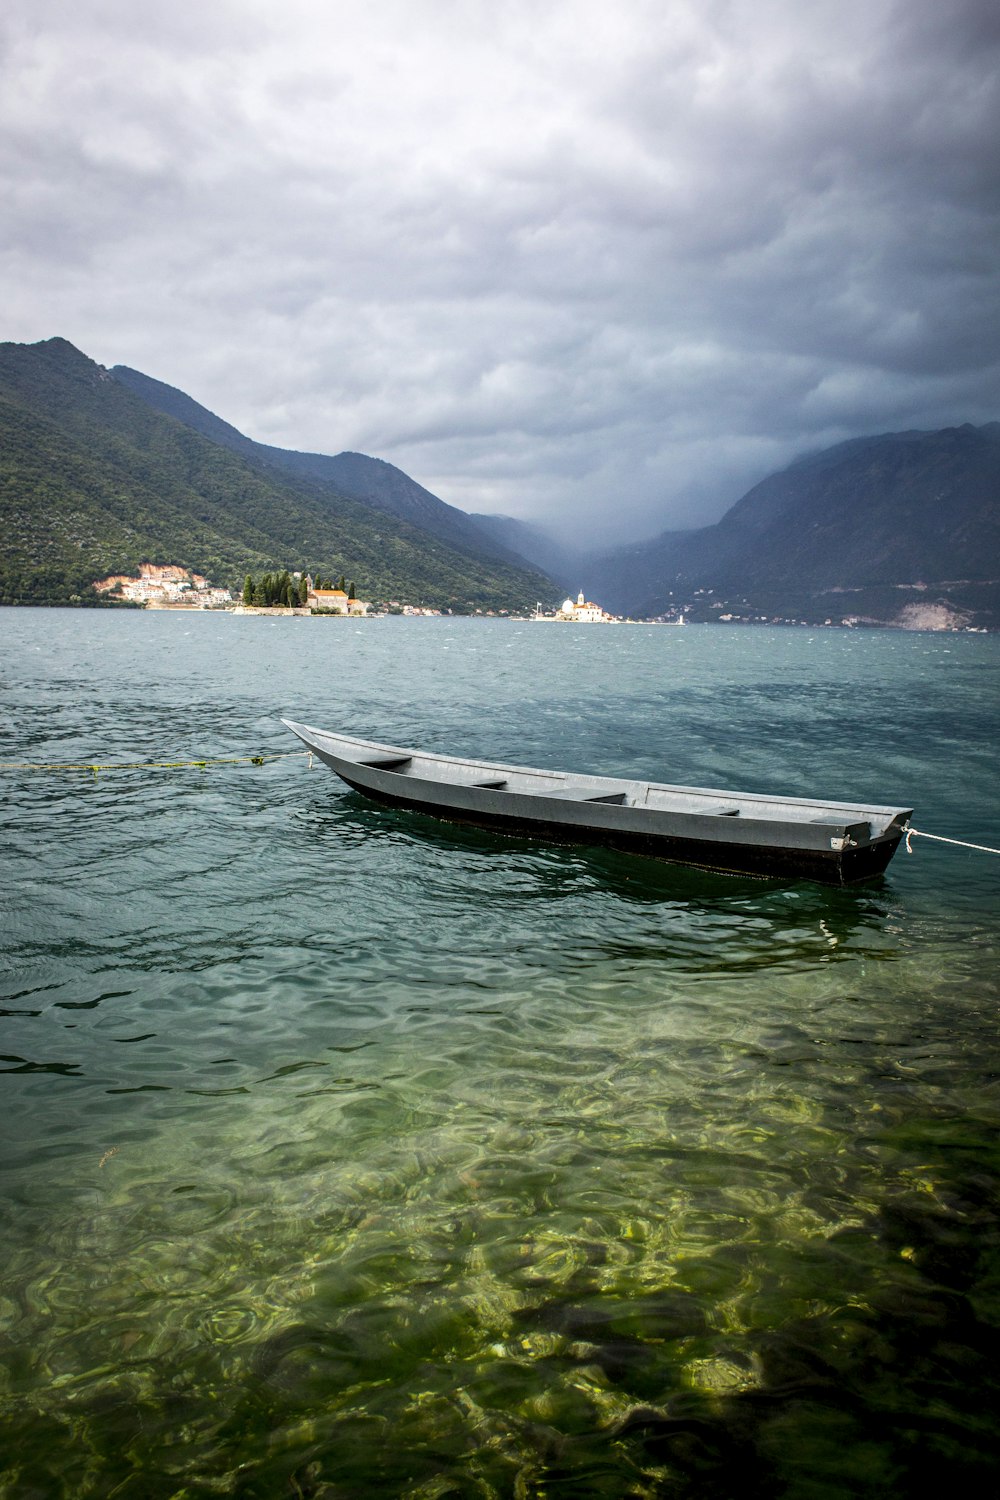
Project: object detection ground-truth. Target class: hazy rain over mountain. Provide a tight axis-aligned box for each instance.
[2,0,998,546]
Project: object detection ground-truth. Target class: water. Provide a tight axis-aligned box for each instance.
[1,610,998,1497]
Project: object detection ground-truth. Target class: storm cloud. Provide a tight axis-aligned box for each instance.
[3,0,998,544]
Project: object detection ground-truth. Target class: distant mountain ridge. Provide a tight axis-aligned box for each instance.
[586,423,1000,627]
[467,513,583,587]
[4,336,996,626]
[111,365,533,571]
[0,338,554,609]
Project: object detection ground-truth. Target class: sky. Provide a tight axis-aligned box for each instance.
[2,0,999,546]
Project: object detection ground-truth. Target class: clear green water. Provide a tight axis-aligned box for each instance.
[1,611,998,1497]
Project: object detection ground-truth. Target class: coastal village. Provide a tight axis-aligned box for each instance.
[90,567,981,631]
[91,564,446,616]
[92,565,630,620]
[93,564,233,608]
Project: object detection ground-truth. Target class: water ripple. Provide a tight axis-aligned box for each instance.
[0,613,997,1494]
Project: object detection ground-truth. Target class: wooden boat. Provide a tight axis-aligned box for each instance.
[282,721,912,885]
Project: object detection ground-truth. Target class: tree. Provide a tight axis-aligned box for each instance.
[348,581,356,599]
[243,574,254,605]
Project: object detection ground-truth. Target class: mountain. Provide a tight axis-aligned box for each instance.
[111,364,534,571]
[467,513,583,588]
[7,337,995,625]
[586,424,1000,627]
[0,338,554,610]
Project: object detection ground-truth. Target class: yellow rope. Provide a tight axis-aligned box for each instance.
[0,751,310,774]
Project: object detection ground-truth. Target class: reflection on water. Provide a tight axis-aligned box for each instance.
[0,613,998,1495]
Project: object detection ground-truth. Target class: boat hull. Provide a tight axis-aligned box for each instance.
[336,772,901,884]
[284,723,911,886]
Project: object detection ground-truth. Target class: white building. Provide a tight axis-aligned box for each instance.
[93,565,232,608]
[555,590,616,623]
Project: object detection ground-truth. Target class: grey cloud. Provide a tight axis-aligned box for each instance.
[2,0,998,547]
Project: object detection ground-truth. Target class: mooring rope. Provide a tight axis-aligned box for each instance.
[0,750,311,777]
[906,828,1000,857]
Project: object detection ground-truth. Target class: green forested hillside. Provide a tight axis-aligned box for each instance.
[112,363,537,570]
[0,338,552,610]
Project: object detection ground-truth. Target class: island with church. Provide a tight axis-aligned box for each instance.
[535,590,619,623]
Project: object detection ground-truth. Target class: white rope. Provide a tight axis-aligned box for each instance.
[906,828,1000,856]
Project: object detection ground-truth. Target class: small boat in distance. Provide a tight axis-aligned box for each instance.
[282,722,913,885]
